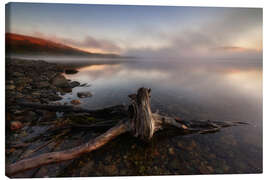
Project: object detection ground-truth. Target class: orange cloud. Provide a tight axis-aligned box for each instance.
[212,46,261,52]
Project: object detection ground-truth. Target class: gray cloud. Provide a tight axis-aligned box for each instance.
[124,8,262,60]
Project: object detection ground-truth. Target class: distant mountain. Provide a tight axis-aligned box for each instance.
[5,33,120,58]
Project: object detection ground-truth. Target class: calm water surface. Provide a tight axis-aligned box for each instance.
[60,59,262,175]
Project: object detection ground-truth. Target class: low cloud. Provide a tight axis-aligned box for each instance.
[124,8,262,60]
[32,32,121,53]
[60,36,121,53]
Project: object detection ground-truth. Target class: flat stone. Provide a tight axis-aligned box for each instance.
[51,75,70,88]
[77,91,93,98]
[70,81,80,88]
[70,99,81,105]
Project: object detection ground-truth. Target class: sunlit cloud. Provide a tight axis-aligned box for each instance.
[32,31,121,54]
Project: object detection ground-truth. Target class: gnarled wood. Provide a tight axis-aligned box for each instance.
[128,88,155,140]
[6,122,128,176]
[7,87,248,176]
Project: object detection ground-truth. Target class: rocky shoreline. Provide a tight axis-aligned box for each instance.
[6,58,80,131]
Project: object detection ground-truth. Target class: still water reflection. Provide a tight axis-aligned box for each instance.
[62,60,262,175]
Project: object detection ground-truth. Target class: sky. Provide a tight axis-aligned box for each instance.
[6,3,262,60]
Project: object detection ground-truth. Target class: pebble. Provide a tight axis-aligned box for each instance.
[169,147,175,155]
[71,99,81,105]
[10,121,23,131]
[77,91,93,98]
[6,85,16,90]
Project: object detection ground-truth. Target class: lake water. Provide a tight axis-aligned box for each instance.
[56,58,262,175]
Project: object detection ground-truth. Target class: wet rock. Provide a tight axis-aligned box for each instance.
[6,112,13,121]
[10,121,23,131]
[80,161,94,176]
[60,87,72,93]
[169,147,175,155]
[169,159,180,170]
[41,110,56,121]
[70,99,81,105]
[65,69,78,74]
[24,111,38,122]
[12,72,24,77]
[38,81,50,88]
[70,81,80,88]
[48,94,62,101]
[51,75,70,88]
[7,80,14,84]
[6,85,16,90]
[77,91,92,98]
[32,92,41,97]
[79,83,87,87]
[186,140,197,151]
[104,164,118,175]
[199,165,214,174]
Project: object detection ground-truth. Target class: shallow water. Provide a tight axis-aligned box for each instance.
[59,59,262,175]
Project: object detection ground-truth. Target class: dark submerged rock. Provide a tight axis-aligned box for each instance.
[77,91,93,98]
[69,81,80,88]
[65,69,78,74]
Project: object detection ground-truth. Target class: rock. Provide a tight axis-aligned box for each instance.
[169,147,175,155]
[169,159,180,170]
[65,69,78,74]
[41,110,56,121]
[6,113,13,121]
[79,83,88,87]
[70,99,81,105]
[13,111,38,123]
[80,161,94,176]
[38,81,50,88]
[199,165,214,174]
[24,111,38,122]
[104,164,118,175]
[70,81,80,88]
[51,75,70,88]
[6,85,16,90]
[48,94,62,101]
[77,91,92,98]
[61,87,72,93]
[12,72,24,77]
[181,124,188,129]
[32,92,41,98]
[10,121,23,131]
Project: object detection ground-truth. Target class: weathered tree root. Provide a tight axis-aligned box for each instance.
[6,87,248,176]
[6,122,128,176]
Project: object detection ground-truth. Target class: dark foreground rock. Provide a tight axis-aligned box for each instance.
[70,81,80,88]
[5,58,72,131]
[77,91,93,98]
[65,68,78,74]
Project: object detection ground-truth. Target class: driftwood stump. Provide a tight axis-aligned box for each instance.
[6,87,247,176]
